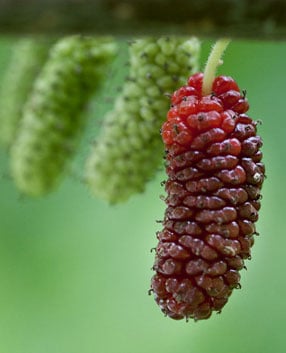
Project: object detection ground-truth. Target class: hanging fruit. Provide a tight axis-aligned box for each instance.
[150,39,265,321]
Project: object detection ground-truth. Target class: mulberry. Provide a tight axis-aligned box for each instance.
[151,71,265,321]
[0,38,50,148]
[85,37,200,203]
[10,35,116,196]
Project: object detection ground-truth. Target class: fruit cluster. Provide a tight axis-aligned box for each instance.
[151,73,265,321]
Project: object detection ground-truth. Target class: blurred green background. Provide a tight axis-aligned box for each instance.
[0,37,284,353]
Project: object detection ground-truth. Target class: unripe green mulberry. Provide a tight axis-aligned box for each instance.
[0,38,50,148]
[85,37,200,203]
[10,35,117,196]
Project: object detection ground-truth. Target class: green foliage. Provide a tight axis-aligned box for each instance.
[85,37,200,203]
[10,35,117,196]
[0,38,50,148]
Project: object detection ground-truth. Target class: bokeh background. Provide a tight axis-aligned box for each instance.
[0,37,284,353]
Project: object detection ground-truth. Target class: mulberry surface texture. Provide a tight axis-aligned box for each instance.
[85,37,200,203]
[10,35,116,196]
[151,73,265,321]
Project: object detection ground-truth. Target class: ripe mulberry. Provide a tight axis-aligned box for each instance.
[150,72,265,321]
[85,37,200,203]
[10,35,117,196]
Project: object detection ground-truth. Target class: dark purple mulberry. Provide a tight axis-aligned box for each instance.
[151,73,265,321]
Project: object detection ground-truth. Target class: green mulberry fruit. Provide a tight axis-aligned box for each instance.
[10,35,117,197]
[85,37,200,203]
[0,38,50,148]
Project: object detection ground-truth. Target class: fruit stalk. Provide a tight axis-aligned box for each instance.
[202,38,230,96]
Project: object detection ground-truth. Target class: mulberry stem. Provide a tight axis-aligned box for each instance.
[202,38,231,96]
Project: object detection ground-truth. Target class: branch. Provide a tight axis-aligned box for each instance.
[0,0,286,39]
